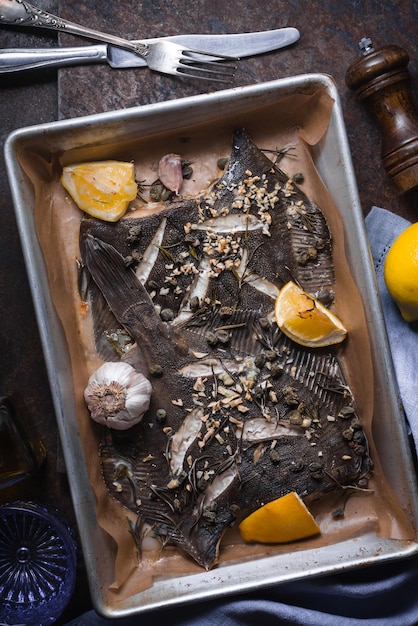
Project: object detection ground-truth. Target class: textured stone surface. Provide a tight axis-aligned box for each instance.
[0,0,417,621]
[0,3,90,623]
[58,0,418,222]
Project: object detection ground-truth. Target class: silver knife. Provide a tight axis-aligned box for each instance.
[0,27,300,73]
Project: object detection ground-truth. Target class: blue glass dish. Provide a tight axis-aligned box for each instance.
[0,501,77,625]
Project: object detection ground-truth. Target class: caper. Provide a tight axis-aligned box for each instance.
[338,405,356,419]
[353,444,366,456]
[270,362,284,378]
[342,428,354,441]
[290,458,305,472]
[254,353,266,369]
[160,308,175,322]
[316,287,334,306]
[149,180,164,202]
[206,331,218,347]
[156,409,167,423]
[308,462,323,479]
[292,172,304,184]
[350,416,362,430]
[357,477,369,489]
[148,280,159,291]
[149,363,163,377]
[182,164,193,179]
[127,224,142,243]
[161,187,174,202]
[269,449,281,464]
[353,430,365,444]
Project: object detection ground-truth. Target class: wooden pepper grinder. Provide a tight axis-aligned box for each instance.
[345,38,418,194]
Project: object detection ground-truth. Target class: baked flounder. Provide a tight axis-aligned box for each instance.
[80,129,373,570]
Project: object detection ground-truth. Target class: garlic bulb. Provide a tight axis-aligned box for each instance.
[84,362,152,430]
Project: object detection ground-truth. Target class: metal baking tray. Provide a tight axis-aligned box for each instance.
[5,74,418,618]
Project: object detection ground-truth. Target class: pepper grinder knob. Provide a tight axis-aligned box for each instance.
[345,39,418,194]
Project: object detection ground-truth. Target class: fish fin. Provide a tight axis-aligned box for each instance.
[82,235,161,333]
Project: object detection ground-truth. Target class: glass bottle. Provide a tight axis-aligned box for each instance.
[0,393,46,489]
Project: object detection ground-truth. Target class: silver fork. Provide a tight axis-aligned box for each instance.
[0,0,237,81]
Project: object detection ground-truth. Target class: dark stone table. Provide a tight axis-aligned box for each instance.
[0,0,417,622]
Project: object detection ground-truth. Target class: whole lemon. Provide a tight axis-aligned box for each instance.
[384,222,418,322]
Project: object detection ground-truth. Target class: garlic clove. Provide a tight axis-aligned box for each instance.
[157,153,184,194]
[84,361,152,430]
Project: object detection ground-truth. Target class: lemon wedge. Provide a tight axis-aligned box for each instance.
[384,222,418,322]
[238,492,320,544]
[61,160,138,222]
[274,281,347,348]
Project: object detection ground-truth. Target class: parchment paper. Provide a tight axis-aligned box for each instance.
[20,89,414,601]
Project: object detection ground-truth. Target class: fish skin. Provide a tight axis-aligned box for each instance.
[80,130,372,570]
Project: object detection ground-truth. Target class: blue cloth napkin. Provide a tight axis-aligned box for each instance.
[64,207,418,626]
[365,206,418,448]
